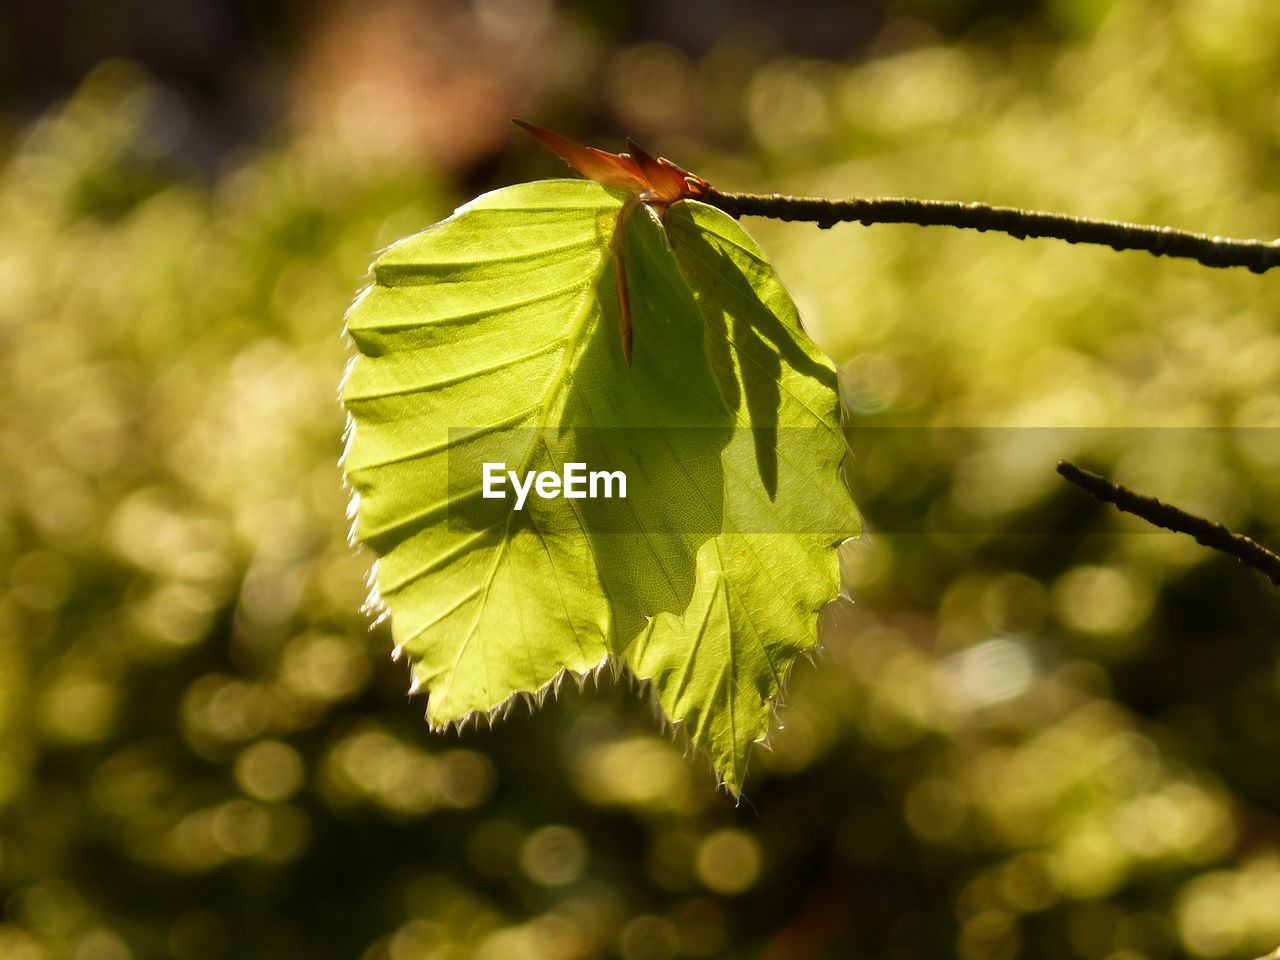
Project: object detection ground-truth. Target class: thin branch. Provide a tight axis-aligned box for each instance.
[702,189,1280,274]
[1056,460,1280,585]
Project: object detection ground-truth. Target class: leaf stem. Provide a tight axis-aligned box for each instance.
[1056,459,1280,585]
[703,189,1280,273]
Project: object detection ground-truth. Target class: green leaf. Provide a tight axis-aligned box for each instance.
[342,179,856,791]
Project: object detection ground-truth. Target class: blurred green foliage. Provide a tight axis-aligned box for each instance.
[2,1,1280,958]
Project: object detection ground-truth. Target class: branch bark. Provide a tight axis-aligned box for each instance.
[1056,460,1280,585]
[702,189,1280,273]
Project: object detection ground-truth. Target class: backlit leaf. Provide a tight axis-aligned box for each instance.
[342,179,856,791]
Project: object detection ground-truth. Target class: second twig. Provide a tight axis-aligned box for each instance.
[1056,460,1280,586]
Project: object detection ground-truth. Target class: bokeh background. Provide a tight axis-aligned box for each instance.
[2,0,1280,958]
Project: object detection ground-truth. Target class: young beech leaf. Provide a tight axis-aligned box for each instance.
[342,178,857,792]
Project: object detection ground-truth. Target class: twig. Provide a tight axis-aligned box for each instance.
[702,189,1280,274]
[1056,460,1280,585]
